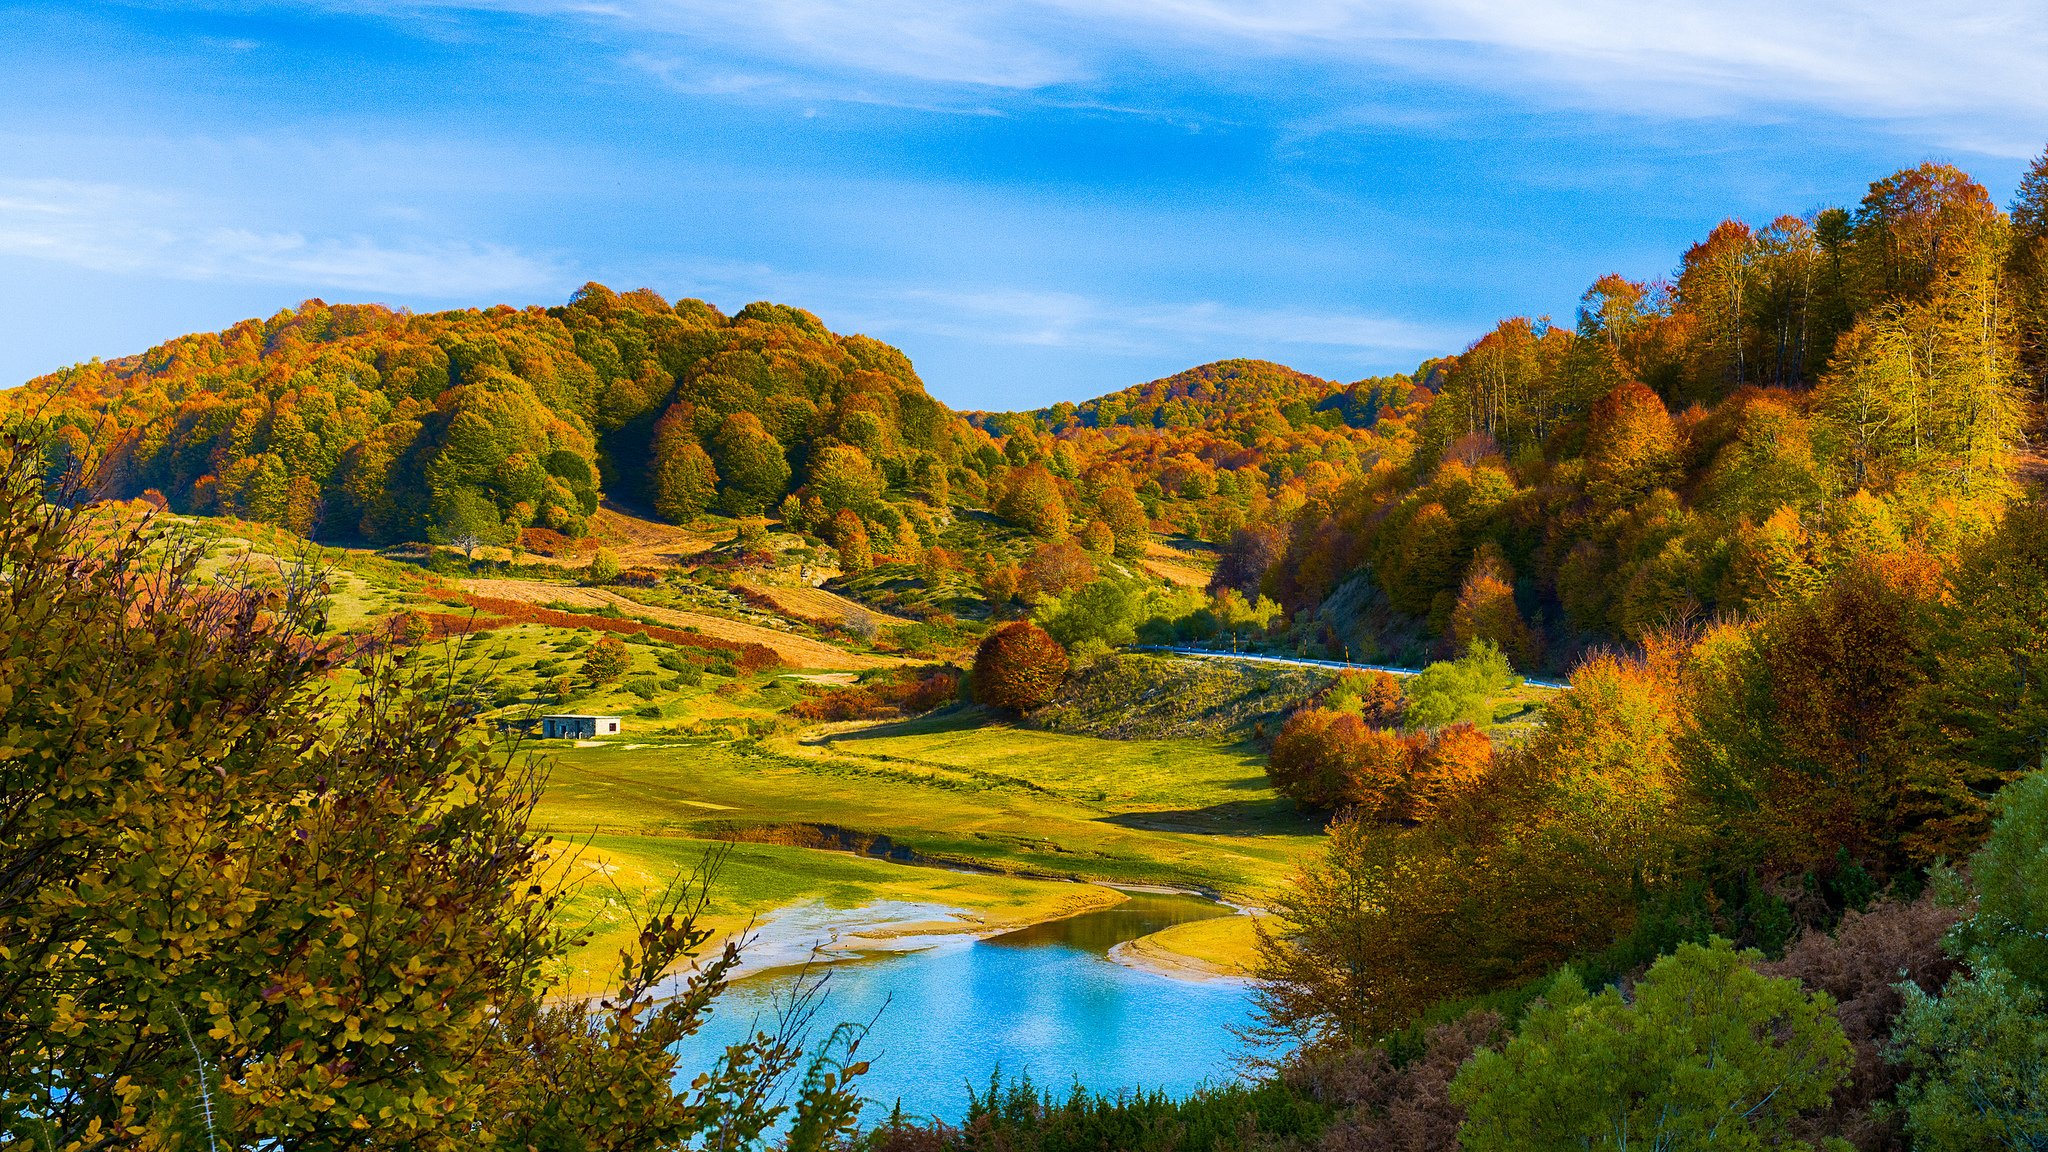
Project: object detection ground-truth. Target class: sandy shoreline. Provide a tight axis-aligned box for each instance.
[676,885,1252,988]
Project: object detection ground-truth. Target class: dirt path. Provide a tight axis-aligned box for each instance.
[458,578,901,670]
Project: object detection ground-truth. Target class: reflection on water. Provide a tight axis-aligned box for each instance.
[984,890,1235,953]
[670,890,1256,1126]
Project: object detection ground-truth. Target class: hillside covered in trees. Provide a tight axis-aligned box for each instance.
[12,288,965,551]
[12,157,2048,681]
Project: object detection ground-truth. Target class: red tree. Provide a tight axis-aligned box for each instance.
[971,621,1068,713]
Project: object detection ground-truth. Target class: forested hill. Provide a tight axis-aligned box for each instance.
[972,358,1413,436]
[9,286,969,546]
[16,156,2048,679]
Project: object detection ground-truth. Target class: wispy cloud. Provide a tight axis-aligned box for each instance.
[0,178,559,296]
[336,0,2048,153]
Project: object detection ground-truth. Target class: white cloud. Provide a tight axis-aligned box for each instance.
[337,0,2048,153]
[0,178,558,296]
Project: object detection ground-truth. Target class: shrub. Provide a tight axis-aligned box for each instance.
[1268,708,1412,813]
[971,621,1069,713]
[1451,940,1853,1152]
[1890,966,2048,1152]
[581,635,631,684]
[1403,641,1516,731]
[586,548,621,584]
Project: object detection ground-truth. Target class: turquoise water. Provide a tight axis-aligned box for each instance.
[670,893,1259,1126]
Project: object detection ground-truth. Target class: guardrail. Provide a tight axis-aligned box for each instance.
[1128,645,1571,691]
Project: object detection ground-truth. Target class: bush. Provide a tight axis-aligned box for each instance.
[1891,966,2048,1151]
[1268,708,1411,812]
[1452,940,1853,1152]
[586,548,621,584]
[1403,641,1516,731]
[971,621,1069,713]
[581,635,631,684]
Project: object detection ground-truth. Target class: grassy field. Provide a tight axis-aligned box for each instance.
[528,708,1326,975]
[534,713,1319,896]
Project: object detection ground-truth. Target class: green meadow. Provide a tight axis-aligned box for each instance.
[530,708,1325,976]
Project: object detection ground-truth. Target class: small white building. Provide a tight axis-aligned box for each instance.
[540,714,622,739]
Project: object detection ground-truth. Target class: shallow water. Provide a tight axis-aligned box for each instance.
[669,892,1258,1126]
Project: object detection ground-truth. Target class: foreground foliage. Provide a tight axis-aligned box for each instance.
[1451,941,1853,1152]
[0,444,864,1149]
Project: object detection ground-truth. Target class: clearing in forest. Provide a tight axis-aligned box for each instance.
[1141,541,1213,589]
[738,582,912,632]
[456,578,901,670]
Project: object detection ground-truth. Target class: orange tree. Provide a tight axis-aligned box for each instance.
[970,621,1069,712]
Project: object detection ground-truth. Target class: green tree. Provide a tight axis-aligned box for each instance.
[1451,940,1854,1152]
[581,634,631,684]
[1036,577,1142,655]
[586,547,622,584]
[1890,966,2048,1152]
[1958,769,2048,989]
[711,411,791,516]
[649,407,719,522]
[808,443,888,517]
[1404,641,1516,731]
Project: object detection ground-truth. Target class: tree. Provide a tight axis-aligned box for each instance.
[998,463,1070,539]
[1096,484,1149,559]
[1450,547,1537,670]
[1267,709,1413,814]
[971,621,1068,713]
[2012,144,2048,404]
[1037,577,1141,655]
[1451,940,1854,1152]
[711,412,791,516]
[1957,769,2048,989]
[1022,539,1095,599]
[1210,524,1284,599]
[1404,642,1516,732]
[1890,966,2048,1152]
[1078,519,1115,556]
[1406,722,1493,822]
[649,413,718,523]
[586,547,621,584]
[1249,816,1447,1050]
[807,444,888,517]
[1584,380,1678,507]
[831,508,872,574]
[581,634,631,684]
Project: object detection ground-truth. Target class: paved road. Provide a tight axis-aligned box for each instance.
[1130,645,1570,691]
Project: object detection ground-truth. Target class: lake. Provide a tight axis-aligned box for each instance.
[669,891,1261,1126]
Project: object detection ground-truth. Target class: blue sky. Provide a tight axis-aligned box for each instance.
[3,1,2044,409]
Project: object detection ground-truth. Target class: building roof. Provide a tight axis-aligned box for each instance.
[539,714,622,721]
